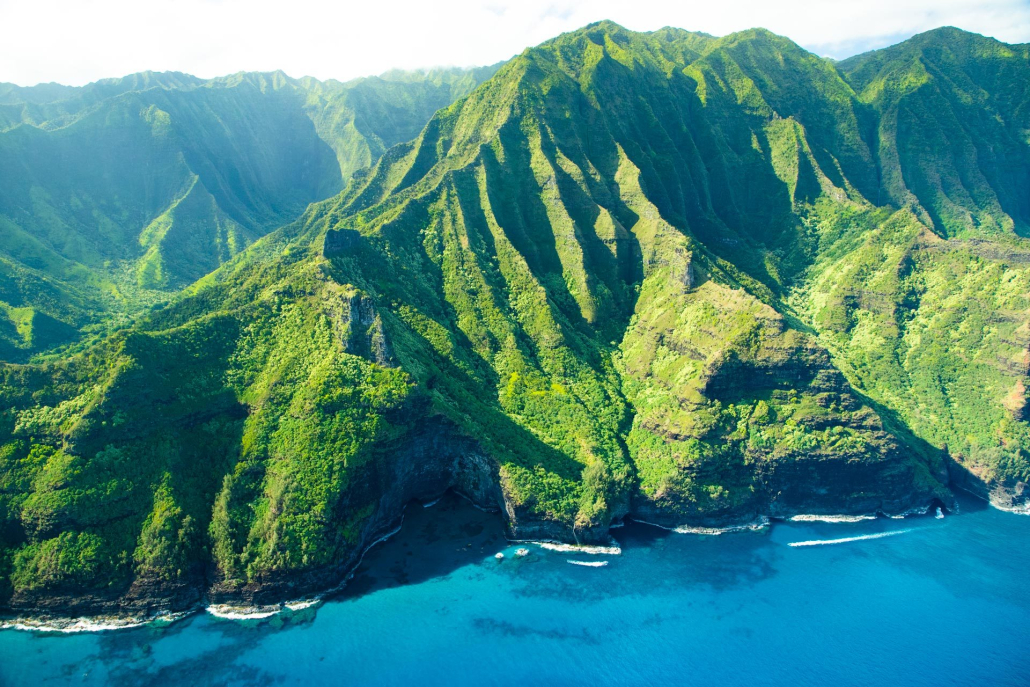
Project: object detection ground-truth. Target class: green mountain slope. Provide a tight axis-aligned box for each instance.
[0,66,499,361]
[1,22,1028,617]
[839,27,1030,237]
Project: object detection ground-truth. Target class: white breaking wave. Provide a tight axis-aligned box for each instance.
[369,522,403,548]
[992,501,1030,515]
[206,605,281,620]
[788,530,909,548]
[566,560,608,567]
[673,517,770,535]
[537,542,621,555]
[888,506,932,519]
[285,599,321,611]
[633,517,769,535]
[0,610,189,633]
[789,514,876,523]
[0,617,146,633]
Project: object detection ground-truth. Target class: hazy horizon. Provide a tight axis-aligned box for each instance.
[1,0,1028,88]
[0,23,1004,91]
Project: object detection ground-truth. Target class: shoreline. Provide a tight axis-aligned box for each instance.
[989,499,1030,515]
[630,503,943,535]
[629,515,771,535]
[530,541,622,555]
[202,516,409,622]
[0,515,410,634]
[0,610,190,634]
[0,494,986,633]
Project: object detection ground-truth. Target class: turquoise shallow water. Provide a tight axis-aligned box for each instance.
[2,492,1029,687]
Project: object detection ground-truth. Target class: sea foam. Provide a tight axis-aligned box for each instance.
[0,617,147,633]
[632,517,769,535]
[285,599,321,611]
[0,610,189,633]
[206,605,282,620]
[789,514,877,523]
[537,542,621,555]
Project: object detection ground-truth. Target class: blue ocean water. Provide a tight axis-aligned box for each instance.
[2,492,1028,687]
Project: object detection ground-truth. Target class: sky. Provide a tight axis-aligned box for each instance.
[1,0,1029,87]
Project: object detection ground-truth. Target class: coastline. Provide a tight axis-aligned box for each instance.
[0,610,190,634]
[0,492,984,633]
[629,515,771,535]
[0,514,409,633]
[532,541,622,555]
[989,498,1030,515]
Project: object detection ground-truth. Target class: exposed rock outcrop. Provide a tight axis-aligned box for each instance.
[322,228,362,256]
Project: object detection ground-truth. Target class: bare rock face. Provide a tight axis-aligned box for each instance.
[322,228,362,256]
[948,457,1030,513]
[5,571,205,620]
[321,283,394,367]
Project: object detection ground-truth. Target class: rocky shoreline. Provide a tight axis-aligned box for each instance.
[4,418,1024,631]
[0,488,979,632]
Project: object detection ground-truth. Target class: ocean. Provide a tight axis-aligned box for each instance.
[1,491,1028,687]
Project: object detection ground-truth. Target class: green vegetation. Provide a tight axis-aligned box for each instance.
[0,66,499,362]
[1,22,1028,610]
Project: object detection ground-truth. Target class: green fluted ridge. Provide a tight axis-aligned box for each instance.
[1,22,1028,612]
[0,66,499,361]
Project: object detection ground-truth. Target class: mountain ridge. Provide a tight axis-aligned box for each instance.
[1,21,1028,621]
[0,63,501,362]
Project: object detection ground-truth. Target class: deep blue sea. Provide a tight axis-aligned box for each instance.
[2,492,1028,687]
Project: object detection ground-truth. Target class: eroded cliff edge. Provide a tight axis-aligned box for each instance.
[0,408,953,622]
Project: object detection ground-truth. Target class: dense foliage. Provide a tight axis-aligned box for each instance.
[1,22,1028,609]
[0,66,499,361]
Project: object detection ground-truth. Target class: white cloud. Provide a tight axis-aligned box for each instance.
[1,0,1028,86]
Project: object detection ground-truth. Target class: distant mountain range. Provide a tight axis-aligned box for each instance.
[0,65,499,359]
[1,22,1028,619]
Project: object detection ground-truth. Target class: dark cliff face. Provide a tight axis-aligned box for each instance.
[2,418,503,617]
[4,22,1030,618]
[205,418,505,607]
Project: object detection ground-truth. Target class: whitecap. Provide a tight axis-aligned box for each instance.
[789,514,877,523]
[537,542,621,555]
[0,609,193,633]
[887,505,932,519]
[368,522,403,548]
[285,599,321,611]
[0,617,147,633]
[672,516,770,535]
[788,530,909,548]
[632,515,769,535]
[992,501,1030,515]
[206,605,281,620]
